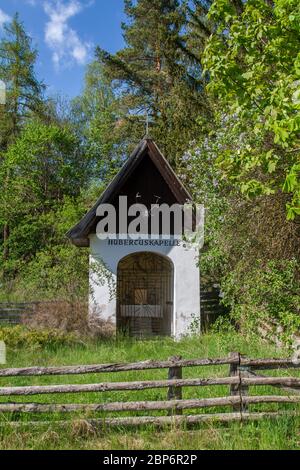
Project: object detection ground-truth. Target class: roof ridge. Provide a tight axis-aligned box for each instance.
[67,137,192,246]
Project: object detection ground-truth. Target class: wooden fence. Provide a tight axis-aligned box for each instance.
[1,296,225,330]
[200,286,226,331]
[0,352,300,428]
[0,303,35,325]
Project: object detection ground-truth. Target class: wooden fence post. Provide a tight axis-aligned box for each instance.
[229,352,241,413]
[167,355,183,415]
[239,356,250,413]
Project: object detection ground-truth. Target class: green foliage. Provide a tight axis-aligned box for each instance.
[186,121,300,338]
[0,326,78,350]
[222,259,300,341]
[0,14,44,150]
[203,0,300,218]
[179,117,230,281]
[1,196,90,300]
[0,2,299,347]
[2,120,88,209]
[0,15,46,273]
[211,315,235,334]
[71,62,125,184]
[177,0,300,340]
[0,16,123,301]
[0,120,91,287]
[97,0,211,165]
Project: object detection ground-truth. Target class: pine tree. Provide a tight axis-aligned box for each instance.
[0,14,44,265]
[0,14,44,149]
[96,0,211,165]
[185,1,213,60]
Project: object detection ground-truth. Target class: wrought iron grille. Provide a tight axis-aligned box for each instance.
[117,252,174,337]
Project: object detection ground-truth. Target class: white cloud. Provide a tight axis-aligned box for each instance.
[0,8,11,30]
[43,1,92,69]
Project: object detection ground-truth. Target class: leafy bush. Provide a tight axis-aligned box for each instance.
[184,133,300,343]
[0,302,114,351]
[204,0,300,219]
[211,316,236,335]
[0,326,79,350]
[221,259,300,341]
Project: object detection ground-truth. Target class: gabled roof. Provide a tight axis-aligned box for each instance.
[67,137,192,247]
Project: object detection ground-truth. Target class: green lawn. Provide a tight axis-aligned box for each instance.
[0,332,300,450]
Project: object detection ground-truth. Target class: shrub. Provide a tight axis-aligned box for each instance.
[24,300,115,341]
[0,301,114,350]
[221,259,300,342]
[0,326,79,350]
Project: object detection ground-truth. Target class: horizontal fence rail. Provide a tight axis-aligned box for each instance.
[0,302,35,325]
[0,377,240,396]
[0,396,300,414]
[0,352,300,428]
[0,357,239,377]
[1,356,299,378]
[4,412,298,430]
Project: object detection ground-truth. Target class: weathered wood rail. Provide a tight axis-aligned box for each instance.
[0,352,300,429]
[0,302,35,325]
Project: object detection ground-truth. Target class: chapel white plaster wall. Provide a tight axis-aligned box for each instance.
[89,234,200,337]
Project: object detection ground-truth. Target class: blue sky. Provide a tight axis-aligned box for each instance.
[0,0,125,99]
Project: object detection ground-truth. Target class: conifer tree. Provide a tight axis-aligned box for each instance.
[96,0,211,164]
[0,14,44,150]
[0,15,44,264]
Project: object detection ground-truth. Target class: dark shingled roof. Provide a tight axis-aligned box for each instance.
[67,137,192,247]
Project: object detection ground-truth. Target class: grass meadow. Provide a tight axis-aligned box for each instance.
[0,332,300,450]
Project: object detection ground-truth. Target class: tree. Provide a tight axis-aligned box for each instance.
[181,0,300,337]
[71,61,125,183]
[7,197,90,301]
[0,14,44,149]
[0,15,44,265]
[96,0,211,165]
[0,120,89,279]
[203,0,300,219]
[185,0,213,59]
